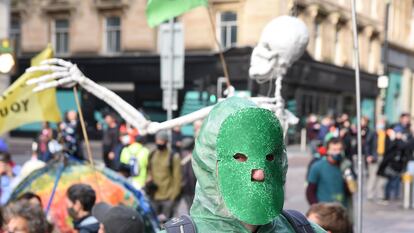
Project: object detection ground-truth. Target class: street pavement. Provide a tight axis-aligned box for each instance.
[6,137,414,232]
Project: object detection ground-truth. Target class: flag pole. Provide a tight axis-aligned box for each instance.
[73,86,102,199]
[206,6,232,88]
[350,0,363,232]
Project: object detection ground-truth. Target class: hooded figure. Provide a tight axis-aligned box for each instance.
[162,97,325,233]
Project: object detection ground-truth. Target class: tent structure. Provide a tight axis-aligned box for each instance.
[9,159,159,233]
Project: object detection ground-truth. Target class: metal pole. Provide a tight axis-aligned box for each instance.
[0,0,11,89]
[381,1,391,116]
[300,128,307,152]
[383,1,390,77]
[350,1,363,233]
[0,0,11,140]
[167,19,174,142]
[403,173,411,209]
[0,0,10,39]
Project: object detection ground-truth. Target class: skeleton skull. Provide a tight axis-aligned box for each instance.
[249,16,309,82]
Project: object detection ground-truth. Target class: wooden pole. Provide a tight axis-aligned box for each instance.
[73,86,102,198]
[206,6,231,88]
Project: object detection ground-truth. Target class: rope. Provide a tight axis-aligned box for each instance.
[73,86,102,199]
[206,5,231,88]
[45,163,65,215]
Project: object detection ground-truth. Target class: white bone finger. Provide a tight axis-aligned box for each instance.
[62,82,76,88]
[56,77,75,86]
[26,72,70,85]
[41,58,73,68]
[33,83,58,92]
[26,65,68,73]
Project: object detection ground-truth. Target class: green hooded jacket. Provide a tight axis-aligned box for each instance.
[161,97,325,233]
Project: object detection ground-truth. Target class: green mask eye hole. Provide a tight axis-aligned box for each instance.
[266,154,275,161]
[233,153,248,162]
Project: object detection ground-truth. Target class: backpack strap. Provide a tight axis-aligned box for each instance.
[164,215,196,233]
[282,210,315,233]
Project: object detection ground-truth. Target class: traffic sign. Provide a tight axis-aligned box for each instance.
[159,22,184,90]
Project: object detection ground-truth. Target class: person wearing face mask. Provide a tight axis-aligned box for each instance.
[118,130,150,189]
[360,117,377,167]
[100,113,120,170]
[60,110,83,160]
[306,138,347,206]
[160,97,325,233]
[146,130,182,222]
[66,184,99,233]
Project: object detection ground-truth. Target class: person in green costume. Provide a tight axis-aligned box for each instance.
[161,97,325,233]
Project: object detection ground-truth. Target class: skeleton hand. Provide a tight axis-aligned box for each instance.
[26,58,86,92]
[25,58,152,134]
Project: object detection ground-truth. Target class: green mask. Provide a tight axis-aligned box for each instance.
[217,107,285,225]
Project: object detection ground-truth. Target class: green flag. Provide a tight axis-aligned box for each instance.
[146,0,208,28]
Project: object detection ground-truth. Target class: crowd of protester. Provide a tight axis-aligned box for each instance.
[0,107,199,225]
[0,109,412,233]
[0,109,199,232]
[0,183,145,233]
[94,112,196,221]
[305,112,414,213]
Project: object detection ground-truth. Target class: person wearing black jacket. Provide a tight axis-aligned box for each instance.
[378,129,411,201]
[361,117,378,200]
[101,113,120,170]
[66,184,99,233]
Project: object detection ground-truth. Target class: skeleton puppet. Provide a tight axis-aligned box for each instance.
[25,16,309,135]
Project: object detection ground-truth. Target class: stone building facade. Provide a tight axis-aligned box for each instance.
[8,0,414,133]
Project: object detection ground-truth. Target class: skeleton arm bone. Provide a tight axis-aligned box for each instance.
[77,77,213,134]
[26,60,151,134]
[26,59,293,135]
[80,77,151,134]
[25,59,216,135]
[147,106,214,134]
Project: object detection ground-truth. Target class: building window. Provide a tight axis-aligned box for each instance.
[10,19,21,55]
[356,1,363,12]
[105,16,121,54]
[314,20,322,60]
[217,12,237,49]
[409,3,414,46]
[334,25,342,65]
[53,19,69,56]
[368,37,376,72]
[370,0,378,18]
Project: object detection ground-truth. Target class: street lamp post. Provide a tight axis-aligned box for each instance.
[0,0,12,88]
[0,39,15,73]
[381,0,391,116]
[0,0,12,140]
[378,75,389,115]
[350,0,363,232]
